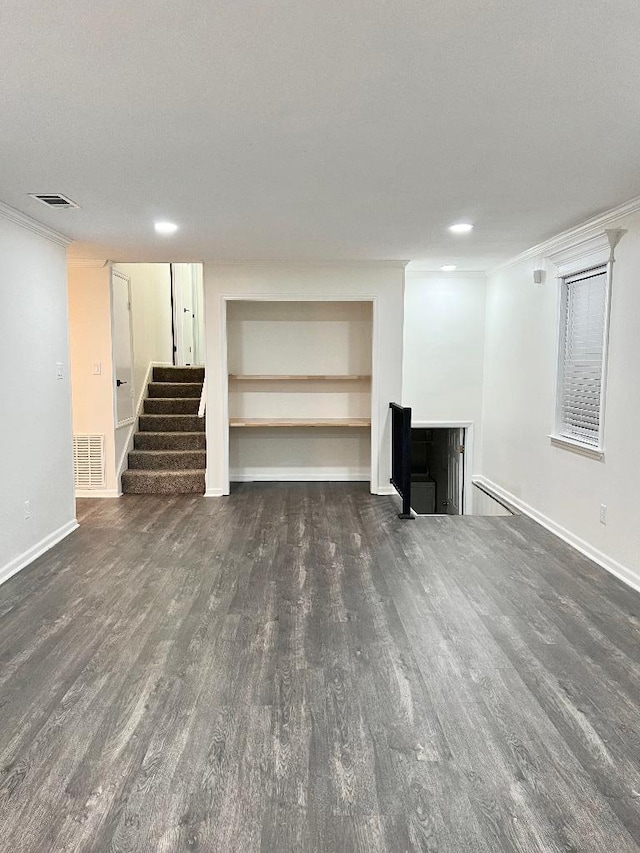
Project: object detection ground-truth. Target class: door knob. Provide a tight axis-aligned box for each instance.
[116,379,127,387]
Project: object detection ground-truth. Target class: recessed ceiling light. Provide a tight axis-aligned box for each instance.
[449,222,473,234]
[154,221,178,235]
[441,264,457,271]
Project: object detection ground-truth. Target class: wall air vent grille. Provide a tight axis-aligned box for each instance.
[28,193,80,209]
[73,434,105,489]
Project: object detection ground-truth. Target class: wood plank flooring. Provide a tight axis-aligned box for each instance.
[0,483,639,852]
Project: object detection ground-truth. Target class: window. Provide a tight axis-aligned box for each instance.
[548,228,625,459]
[556,265,608,450]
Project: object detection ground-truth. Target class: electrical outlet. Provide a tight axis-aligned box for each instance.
[24,500,31,520]
[56,362,64,380]
[600,504,607,525]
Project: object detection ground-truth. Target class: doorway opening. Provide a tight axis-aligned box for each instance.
[410,426,466,515]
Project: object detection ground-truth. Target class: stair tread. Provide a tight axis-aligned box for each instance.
[124,468,205,475]
[122,466,205,494]
[135,430,205,434]
[133,432,206,450]
[130,448,203,454]
[153,366,205,383]
[139,414,205,431]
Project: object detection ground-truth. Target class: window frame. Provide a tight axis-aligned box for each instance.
[547,229,624,461]
[553,263,610,458]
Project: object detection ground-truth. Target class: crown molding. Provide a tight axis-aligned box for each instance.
[489,195,640,276]
[66,258,109,269]
[405,269,486,280]
[546,228,627,276]
[0,200,71,247]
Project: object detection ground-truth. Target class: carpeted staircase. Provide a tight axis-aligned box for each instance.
[121,366,206,494]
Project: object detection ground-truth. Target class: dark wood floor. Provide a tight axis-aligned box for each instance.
[0,484,639,852]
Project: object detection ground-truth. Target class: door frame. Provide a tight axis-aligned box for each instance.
[110,269,135,428]
[410,420,473,515]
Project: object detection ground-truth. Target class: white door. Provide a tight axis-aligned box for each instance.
[446,428,464,515]
[172,263,196,366]
[111,271,134,425]
[191,263,205,365]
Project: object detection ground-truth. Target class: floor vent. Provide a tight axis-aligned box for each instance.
[28,193,80,209]
[73,435,105,489]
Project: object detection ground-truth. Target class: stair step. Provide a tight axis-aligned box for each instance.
[147,382,203,399]
[139,414,205,433]
[128,450,206,470]
[153,366,205,383]
[134,431,206,450]
[144,397,200,415]
[122,469,205,495]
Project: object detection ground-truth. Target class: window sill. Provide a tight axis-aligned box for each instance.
[549,434,604,461]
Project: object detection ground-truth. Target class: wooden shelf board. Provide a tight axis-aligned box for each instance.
[228,374,371,381]
[229,417,371,428]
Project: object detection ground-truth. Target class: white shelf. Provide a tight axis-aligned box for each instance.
[229,417,371,428]
[229,374,370,381]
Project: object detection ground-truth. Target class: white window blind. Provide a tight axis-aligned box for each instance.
[557,266,608,448]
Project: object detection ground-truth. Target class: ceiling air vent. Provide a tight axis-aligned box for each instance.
[28,193,79,209]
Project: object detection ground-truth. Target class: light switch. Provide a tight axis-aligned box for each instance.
[92,362,102,375]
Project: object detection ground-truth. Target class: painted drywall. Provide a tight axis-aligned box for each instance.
[481,214,640,587]
[227,301,372,481]
[0,216,77,581]
[68,262,173,492]
[204,264,405,495]
[68,263,119,494]
[470,485,513,517]
[402,272,487,471]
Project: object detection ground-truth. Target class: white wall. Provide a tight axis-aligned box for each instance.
[402,272,487,473]
[204,264,405,495]
[0,214,77,582]
[480,214,640,589]
[68,262,119,495]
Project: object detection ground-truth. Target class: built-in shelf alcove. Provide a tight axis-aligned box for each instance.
[226,300,373,483]
[204,262,405,496]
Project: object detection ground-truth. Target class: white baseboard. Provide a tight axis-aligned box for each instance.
[229,467,370,483]
[0,519,79,589]
[375,485,397,496]
[204,488,225,497]
[75,489,122,499]
[474,475,640,594]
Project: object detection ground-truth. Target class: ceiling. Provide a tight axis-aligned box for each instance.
[2,0,640,269]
